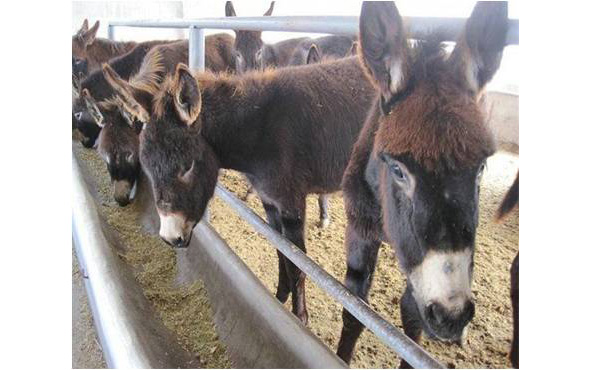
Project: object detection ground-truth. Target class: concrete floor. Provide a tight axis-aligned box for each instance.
[72,248,106,369]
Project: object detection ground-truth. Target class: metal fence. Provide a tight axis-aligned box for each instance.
[108,14,519,369]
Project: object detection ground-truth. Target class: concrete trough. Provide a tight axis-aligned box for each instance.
[72,150,347,368]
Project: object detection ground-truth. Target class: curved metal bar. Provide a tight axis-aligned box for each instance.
[214,185,445,369]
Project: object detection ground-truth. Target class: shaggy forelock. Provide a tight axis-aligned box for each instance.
[375,33,495,171]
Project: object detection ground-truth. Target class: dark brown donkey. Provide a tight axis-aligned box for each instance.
[73,35,235,148]
[496,172,519,368]
[78,38,235,205]
[280,41,357,228]
[103,57,375,324]
[73,42,160,148]
[72,19,174,77]
[224,1,276,73]
[288,36,357,66]
[336,2,508,367]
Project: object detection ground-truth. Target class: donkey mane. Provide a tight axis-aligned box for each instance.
[371,33,496,172]
[93,37,136,54]
[128,48,165,94]
[151,66,278,119]
[100,48,168,118]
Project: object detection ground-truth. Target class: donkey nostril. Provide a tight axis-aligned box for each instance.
[427,303,445,325]
[463,300,476,322]
[174,237,185,248]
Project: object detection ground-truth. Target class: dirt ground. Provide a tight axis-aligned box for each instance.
[72,249,107,369]
[209,151,519,368]
[74,144,230,368]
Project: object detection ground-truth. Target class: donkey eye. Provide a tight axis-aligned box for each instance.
[391,163,405,180]
[380,153,407,181]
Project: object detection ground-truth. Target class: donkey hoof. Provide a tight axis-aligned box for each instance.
[319,218,330,229]
[297,310,309,326]
[243,192,256,202]
[275,289,290,304]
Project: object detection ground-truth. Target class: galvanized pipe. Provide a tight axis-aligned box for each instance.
[214,185,445,369]
[107,24,115,41]
[188,26,205,72]
[108,16,519,45]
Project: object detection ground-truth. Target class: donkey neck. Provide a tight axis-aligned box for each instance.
[197,72,275,172]
[87,38,137,69]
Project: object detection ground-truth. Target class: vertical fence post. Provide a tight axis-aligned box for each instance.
[107,24,115,41]
[188,25,209,221]
[188,26,205,72]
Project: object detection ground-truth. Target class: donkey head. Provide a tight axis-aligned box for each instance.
[72,19,100,75]
[225,1,275,73]
[80,86,143,206]
[72,74,102,148]
[359,1,506,341]
[104,63,219,248]
[72,56,88,77]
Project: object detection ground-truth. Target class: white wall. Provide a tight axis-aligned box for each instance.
[72,1,186,40]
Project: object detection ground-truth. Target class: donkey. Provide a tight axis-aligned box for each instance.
[102,56,376,324]
[73,42,161,147]
[73,56,88,77]
[72,19,176,77]
[242,41,355,228]
[78,38,235,206]
[288,36,357,66]
[72,19,137,76]
[335,2,508,367]
[274,42,358,229]
[73,35,236,148]
[496,172,519,368]
[224,1,276,73]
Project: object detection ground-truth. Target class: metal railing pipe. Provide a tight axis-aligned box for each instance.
[214,185,445,369]
[108,16,519,45]
[107,24,115,41]
[188,26,205,72]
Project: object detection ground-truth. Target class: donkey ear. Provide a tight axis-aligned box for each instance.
[79,19,89,34]
[306,44,321,65]
[225,1,236,17]
[102,63,151,123]
[82,20,100,46]
[172,64,202,126]
[359,1,408,103]
[451,2,508,95]
[263,1,275,16]
[81,89,104,128]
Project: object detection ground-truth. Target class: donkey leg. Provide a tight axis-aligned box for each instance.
[336,224,380,363]
[399,284,424,369]
[279,201,309,324]
[262,202,290,303]
[318,194,330,229]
